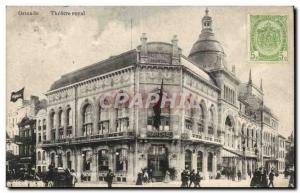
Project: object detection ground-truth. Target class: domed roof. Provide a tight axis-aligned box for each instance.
[189,31,224,56]
[188,9,226,68]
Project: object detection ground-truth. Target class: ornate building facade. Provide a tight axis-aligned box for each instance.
[41,9,280,182]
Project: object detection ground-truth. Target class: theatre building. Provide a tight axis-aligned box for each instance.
[41,9,279,182]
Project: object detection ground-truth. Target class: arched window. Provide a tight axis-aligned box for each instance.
[58,153,63,167]
[42,151,45,161]
[50,112,55,129]
[58,110,63,127]
[184,97,194,131]
[225,116,234,147]
[116,149,128,172]
[198,105,205,133]
[66,108,72,126]
[38,151,41,161]
[50,112,56,140]
[185,150,192,170]
[99,101,110,135]
[82,151,91,171]
[98,149,109,171]
[208,108,214,135]
[50,153,55,166]
[115,93,129,133]
[197,151,203,172]
[83,104,93,136]
[207,152,213,172]
[42,119,46,130]
[38,120,41,130]
[67,152,72,169]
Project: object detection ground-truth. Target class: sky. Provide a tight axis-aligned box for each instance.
[6,6,294,137]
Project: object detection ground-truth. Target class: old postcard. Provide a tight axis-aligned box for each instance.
[6,6,295,188]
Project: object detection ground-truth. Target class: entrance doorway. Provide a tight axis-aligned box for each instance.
[147,145,168,181]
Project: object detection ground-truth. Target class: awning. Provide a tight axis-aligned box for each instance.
[221,149,240,158]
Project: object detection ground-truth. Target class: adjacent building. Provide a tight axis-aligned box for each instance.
[40,9,282,182]
[6,96,46,175]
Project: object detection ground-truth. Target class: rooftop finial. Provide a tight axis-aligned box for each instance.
[249,69,252,84]
[171,35,178,44]
[205,8,209,16]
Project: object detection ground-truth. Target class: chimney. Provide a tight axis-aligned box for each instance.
[140,33,148,63]
[171,35,180,65]
[232,65,236,74]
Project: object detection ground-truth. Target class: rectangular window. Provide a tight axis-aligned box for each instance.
[185,119,193,131]
[59,128,64,139]
[67,126,73,138]
[83,123,93,136]
[198,121,204,133]
[38,134,41,143]
[51,130,56,141]
[99,121,109,134]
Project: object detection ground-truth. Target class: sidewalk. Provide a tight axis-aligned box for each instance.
[6,176,289,188]
[75,176,289,188]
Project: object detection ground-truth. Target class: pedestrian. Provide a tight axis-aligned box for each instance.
[189,169,195,187]
[237,170,242,181]
[70,169,77,187]
[268,169,274,188]
[164,170,171,183]
[105,169,114,188]
[194,171,202,188]
[248,169,252,179]
[180,170,186,187]
[261,169,268,187]
[143,169,149,183]
[136,170,143,185]
[148,168,153,183]
[180,170,189,187]
[288,170,294,188]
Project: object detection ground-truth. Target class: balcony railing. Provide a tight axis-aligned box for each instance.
[182,132,221,144]
[42,131,135,146]
[146,131,173,138]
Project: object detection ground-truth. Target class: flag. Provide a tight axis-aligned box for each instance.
[153,80,163,130]
[10,87,24,102]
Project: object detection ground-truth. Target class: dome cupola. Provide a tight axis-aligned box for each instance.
[188,8,227,70]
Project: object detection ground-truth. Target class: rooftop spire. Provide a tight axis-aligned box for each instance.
[202,8,212,32]
[205,8,209,16]
[248,69,252,84]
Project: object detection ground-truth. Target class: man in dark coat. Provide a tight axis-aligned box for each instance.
[189,170,195,187]
[237,170,242,181]
[194,171,202,188]
[261,169,268,187]
[268,170,275,187]
[106,169,115,188]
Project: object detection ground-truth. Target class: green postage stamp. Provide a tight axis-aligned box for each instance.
[249,15,288,62]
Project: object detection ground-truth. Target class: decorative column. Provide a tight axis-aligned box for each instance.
[93,104,99,135]
[63,109,67,138]
[55,111,59,140]
[77,151,83,174]
[91,150,97,181]
[127,146,134,182]
[203,151,208,180]
[192,151,197,171]
[212,154,217,179]
[62,152,67,168]
[72,151,76,170]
